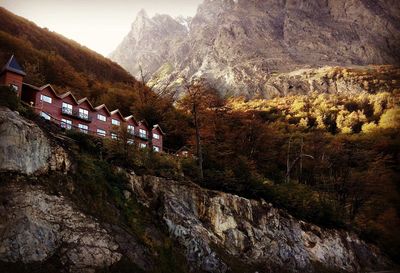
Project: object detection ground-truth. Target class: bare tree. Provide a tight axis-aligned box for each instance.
[286,136,314,183]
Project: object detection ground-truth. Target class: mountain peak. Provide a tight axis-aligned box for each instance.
[137,8,149,19]
[112,0,400,98]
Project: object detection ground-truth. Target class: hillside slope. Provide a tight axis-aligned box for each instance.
[0,7,141,110]
[110,0,400,98]
[0,106,393,272]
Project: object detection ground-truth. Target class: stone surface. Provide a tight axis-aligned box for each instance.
[0,107,51,174]
[0,183,122,272]
[128,175,390,273]
[110,0,400,98]
[0,107,71,175]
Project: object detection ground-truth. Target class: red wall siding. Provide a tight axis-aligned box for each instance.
[136,122,149,147]
[75,101,93,131]
[36,87,63,122]
[125,118,138,140]
[110,113,125,135]
[152,128,163,152]
[92,108,111,137]
[1,72,24,97]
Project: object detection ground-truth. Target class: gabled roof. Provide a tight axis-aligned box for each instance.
[1,55,26,76]
[95,104,112,116]
[152,124,166,135]
[110,109,125,120]
[77,97,95,110]
[58,91,79,104]
[22,82,41,91]
[138,120,150,130]
[125,115,139,125]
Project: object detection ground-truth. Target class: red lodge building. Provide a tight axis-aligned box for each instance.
[0,55,165,152]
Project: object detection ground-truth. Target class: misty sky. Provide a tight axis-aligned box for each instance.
[0,0,203,56]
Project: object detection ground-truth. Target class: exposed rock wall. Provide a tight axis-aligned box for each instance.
[0,107,70,175]
[110,0,400,98]
[0,183,122,272]
[0,108,392,272]
[128,175,389,273]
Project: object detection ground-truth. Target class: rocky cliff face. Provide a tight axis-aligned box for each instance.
[110,0,400,98]
[0,108,393,272]
[129,175,389,273]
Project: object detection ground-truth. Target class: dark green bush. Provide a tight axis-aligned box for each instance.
[0,85,19,110]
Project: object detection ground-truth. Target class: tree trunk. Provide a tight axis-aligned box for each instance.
[286,136,292,183]
[193,102,204,180]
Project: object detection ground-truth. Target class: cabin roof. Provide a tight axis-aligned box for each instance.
[22,82,41,91]
[153,124,166,135]
[0,55,26,76]
[138,120,150,130]
[125,115,139,124]
[95,104,111,115]
[77,97,95,110]
[110,109,125,120]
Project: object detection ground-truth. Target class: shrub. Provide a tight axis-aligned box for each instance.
[0,86,19,110]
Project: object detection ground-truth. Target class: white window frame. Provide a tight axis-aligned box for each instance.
[111,133,118,140]
[61,119,72,130]
[62,102,73,115]
[79,108,89,120]
[153,133,160,140]
[140,143,147,149]
[153,146,160,152]
[127,139,134,145]
[128,125,135,134]
[139,129,147,139]
[112,119,121,126]
[40,112,51,121]
[40,94,52,104]
[97,129,106,137]
[78,124,89,134]
[97,114,107,122]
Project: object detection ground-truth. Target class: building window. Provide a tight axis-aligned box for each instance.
[61,119,72,130]
[140,143,147,149]
[79,108,89,120]
[112,119,120,126]
[40,112,51,121]
[10,84,18,92]
[97,129,106,137]
[127,139,134,145]
[97,114,106,122]
[111,133,118,140]
[40,94,52,104]
[78,124,89,134]
[153,133,160,140]
[153,146,160,152]
[139,129,147,139]
[127,125,135,135]
[62,102,73,115]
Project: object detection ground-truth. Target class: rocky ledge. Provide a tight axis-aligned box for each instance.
[128,175,390,273]
[0,107,393,272]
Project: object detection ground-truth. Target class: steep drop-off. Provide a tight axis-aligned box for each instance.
[0,107,394,272]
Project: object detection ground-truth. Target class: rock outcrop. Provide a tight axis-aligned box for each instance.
[0,107,70,175]
[128,175,390,273]
[0,183,122,272]
[110,0,400,98]
[0,108,392,272]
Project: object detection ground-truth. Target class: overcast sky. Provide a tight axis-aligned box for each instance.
[0,0,203,56]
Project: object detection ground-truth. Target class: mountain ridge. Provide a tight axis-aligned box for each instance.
[110,0,400,98]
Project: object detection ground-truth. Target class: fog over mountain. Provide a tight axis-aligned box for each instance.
[110,0,400,98]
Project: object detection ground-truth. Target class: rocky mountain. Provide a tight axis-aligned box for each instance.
[110,0,400,98]
[0,106,395,272]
